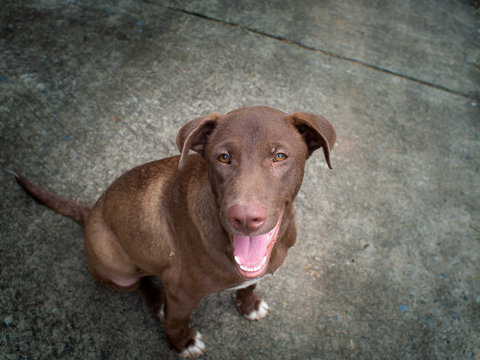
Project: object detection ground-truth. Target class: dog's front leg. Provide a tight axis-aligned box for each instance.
[162,288,205,358]
[235,284,270,321]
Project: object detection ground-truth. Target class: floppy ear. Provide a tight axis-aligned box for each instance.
[289,112,337,169]
[176,112,222,170]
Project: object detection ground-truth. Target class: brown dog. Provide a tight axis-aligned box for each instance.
[12,106,336,357]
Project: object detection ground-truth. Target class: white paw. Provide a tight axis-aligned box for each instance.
[179,331,206,358]
[157,304,165,322]
[244,300,270,321]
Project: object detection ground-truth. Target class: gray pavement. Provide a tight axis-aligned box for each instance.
[1,1,479,359]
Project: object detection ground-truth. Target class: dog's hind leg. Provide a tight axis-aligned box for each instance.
[137,277,165,319]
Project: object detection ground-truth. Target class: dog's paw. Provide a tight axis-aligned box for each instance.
[244,300,270,321]
[179,331,206,358]
[156,303,165,321]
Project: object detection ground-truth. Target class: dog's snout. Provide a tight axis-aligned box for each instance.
[228,204,266,233]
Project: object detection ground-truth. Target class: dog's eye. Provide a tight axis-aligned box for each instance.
[217,154,231,164]
[273,153,288,162]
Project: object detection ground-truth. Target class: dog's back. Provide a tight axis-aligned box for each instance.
[12,106,336,357]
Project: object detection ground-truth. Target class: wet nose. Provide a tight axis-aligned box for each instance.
[227,203,266,233]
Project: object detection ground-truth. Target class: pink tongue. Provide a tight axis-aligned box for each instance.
[233,234,269,266]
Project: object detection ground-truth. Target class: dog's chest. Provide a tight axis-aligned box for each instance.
[227,275,270,291]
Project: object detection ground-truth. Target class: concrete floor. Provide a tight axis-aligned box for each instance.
[1,1,479,359]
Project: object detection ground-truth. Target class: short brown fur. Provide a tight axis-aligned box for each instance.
[12,106,336,357]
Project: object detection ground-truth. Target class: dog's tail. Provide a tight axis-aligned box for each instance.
[10,170,92,227]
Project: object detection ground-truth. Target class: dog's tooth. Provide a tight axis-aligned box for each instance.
[260,256,267,267]
[234,256,241,265]
[240,264,254,272]
[238,259,266,272]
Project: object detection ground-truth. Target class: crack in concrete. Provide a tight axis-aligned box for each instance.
[155,4,478,101]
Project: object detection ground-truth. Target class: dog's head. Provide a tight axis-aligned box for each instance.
[176,106,336,279]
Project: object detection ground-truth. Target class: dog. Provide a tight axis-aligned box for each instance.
[12,106,336,357]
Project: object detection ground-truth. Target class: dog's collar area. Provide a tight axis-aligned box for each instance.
[226,276,264,291]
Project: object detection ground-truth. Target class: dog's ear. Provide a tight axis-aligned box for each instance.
[289,112,337,169]
[176,112,222,170]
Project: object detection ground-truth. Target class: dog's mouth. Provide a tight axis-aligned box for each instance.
[230,208,284,279]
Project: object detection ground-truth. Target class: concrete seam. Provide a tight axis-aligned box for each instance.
[147,2,479,101]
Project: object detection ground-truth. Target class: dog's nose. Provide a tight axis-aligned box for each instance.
[228,204,266,233]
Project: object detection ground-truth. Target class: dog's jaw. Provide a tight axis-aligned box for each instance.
[231,208,284,279]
